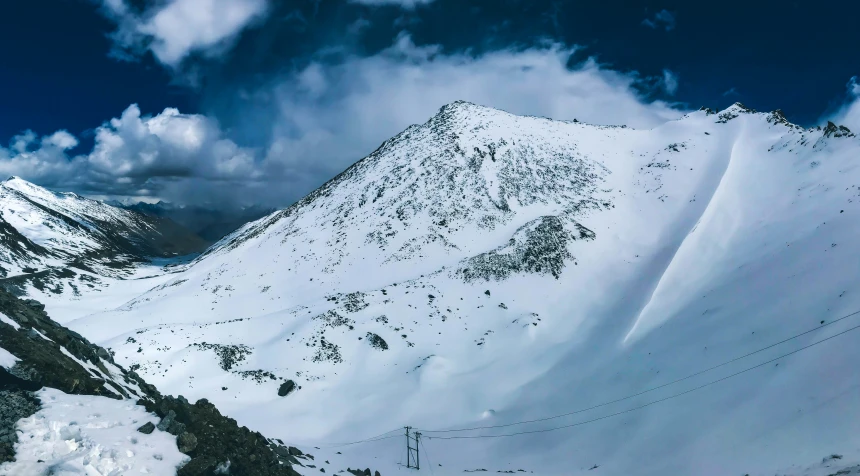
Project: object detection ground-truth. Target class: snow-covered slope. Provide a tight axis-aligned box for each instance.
[1,388,189,475]
[70,102,860,475]
[0,290,319,475]
[0,177,206,300]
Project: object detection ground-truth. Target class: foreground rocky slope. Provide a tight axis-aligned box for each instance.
[0,288,311,475]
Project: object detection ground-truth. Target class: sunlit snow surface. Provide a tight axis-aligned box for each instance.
[33,103,860,475]
[0,345,18,368]
[0,388,187,475]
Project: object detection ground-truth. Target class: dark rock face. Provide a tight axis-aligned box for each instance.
[278,380,297,397]
[137,422,155,434]
[0,389,39,463]
[823,121,855,138]
[365,333,388,351]
[177,432,198,453]
[20,300,44,312]
[346,469,381,476]
[0,289,308,474]
[157,410,178,432]
[457,216,591,282]
[141,395,304,476]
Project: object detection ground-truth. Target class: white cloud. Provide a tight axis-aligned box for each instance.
[88,104,257,180]
[0,132,83,187]
[43,131,79,150]
[0,105,260,204]
[642,9,676,31]
[825,76,860,132]
[0,36,685,206]
[661,69,679,95]
[101,0,269,67]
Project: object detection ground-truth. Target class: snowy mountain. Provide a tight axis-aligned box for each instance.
[0,177,206,294]
[66,101,860,475]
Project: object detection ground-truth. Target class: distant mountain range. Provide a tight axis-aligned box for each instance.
[0,177,207,286]
[110,200,276,244]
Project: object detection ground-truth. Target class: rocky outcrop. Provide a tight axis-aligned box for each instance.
[278,380,297,396]
[456,215,592,282]
[0,389,38,462]
[822,121,854,138]
[346,469,382,476]
[365,332,389,351]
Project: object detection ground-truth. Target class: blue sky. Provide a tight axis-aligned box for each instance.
[0,0,858,207]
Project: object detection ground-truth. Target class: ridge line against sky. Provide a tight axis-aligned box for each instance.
[0,0,858,208]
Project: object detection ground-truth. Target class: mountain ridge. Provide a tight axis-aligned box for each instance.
[0,178,208,301]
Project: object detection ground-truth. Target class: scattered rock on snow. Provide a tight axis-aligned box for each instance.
[137,422,155,434]
[278,380,297,397]
[365,332,389,350]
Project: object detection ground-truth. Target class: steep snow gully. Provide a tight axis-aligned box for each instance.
[4,101,860,475]
[624,108,745,344]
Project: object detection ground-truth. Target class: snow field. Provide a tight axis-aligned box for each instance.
[0,388,187,476]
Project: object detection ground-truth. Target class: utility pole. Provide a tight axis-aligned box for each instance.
[405,426,420,470]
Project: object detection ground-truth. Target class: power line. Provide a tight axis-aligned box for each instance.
[419,308,860,435]
[419,437,436,475]
[423,321,860,440]
[277,428,401,450]
[313,428,404,448]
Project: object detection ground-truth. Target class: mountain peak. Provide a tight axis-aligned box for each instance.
[441,99,481,110]
[0,176,61,201]
[713,102,759,124]
[723,102,756,114]
[822,120,855,138]
[432,100,511,123]
[1,175,43,192]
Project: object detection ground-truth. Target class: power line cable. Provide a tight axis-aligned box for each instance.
[312,428,404,448]
[286,308,860,447]
[419,436,436,475]
[424,320,860,440]
[419,308,860,434]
